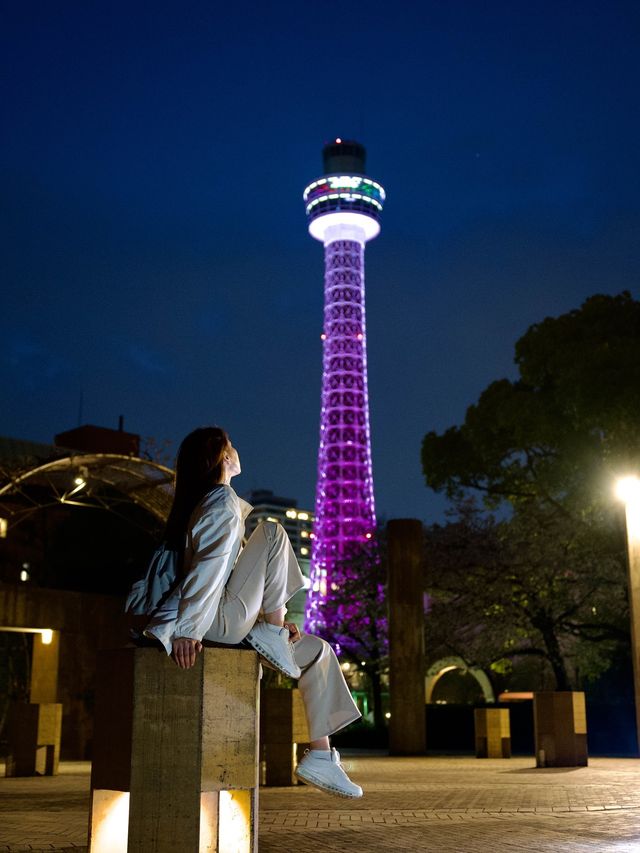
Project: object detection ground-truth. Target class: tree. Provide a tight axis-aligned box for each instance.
[320,535,388,729]
[422,292,640,512]
[421,293,640,689]
[424,500,628,691]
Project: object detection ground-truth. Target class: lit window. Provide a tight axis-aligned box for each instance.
[301,531,309,538]
[300,547,309,555]
[0,518,7,538]
[285,510,297,519]
[297,512,309,521]
[20,569,29,582]
[266,516,278,523]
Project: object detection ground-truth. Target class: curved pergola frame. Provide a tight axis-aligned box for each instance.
[0,453,175,530]
[425,655,495,704]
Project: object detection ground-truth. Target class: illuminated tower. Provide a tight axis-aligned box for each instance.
[303,139,385,635]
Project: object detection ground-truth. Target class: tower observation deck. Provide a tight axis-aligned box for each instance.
[303,139,385,635]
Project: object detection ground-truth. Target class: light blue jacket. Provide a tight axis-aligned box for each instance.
[144,484,253,655]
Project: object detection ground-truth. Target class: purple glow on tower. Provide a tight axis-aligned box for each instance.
[303,140,385,635]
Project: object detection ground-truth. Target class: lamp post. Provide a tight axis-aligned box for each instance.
[615,475,640,753]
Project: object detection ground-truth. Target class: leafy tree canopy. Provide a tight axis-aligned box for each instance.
[422,292,640,511]
[424,500,627,689]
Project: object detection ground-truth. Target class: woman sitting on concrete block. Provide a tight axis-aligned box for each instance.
[136,426,363,799]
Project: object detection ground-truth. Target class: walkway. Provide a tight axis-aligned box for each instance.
[2,755,640,851]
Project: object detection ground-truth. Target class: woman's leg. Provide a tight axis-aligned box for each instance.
[292,634,362,741]
[203,520,305,645]
[292,635,363,798]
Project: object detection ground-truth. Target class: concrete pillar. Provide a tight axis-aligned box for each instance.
[260,688,310,786]
[4,629,62,777]
[387,519,426,755]
[88,647,259,853]
[623,499,640,753]
[30,629,60,703]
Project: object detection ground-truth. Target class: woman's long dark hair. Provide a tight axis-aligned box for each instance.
[165,426,230,550]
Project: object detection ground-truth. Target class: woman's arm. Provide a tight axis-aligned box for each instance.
[171,504,238,642]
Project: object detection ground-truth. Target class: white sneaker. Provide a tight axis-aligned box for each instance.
[295,748,363,798]
[245,622,301,679]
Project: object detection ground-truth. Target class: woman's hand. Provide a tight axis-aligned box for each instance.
[172,637,203,669]
[284,622,302,643]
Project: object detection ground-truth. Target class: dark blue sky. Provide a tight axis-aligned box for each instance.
[2,1,639,522]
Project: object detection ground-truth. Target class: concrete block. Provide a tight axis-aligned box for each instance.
[474,707,511,758]
[88,646,259,853]
[260,688,310,786]
[5,702,62,776]
[534,691,588,767]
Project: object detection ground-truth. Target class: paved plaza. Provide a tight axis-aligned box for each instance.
[2,755,640,852]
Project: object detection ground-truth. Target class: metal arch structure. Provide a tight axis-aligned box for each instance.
[0,453,175,531]
[424,656,496,705]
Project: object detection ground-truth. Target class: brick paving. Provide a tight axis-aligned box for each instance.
[2,756,640,851]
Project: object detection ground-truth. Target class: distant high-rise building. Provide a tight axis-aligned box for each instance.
[303,139,384,634]
[242,489,314,626]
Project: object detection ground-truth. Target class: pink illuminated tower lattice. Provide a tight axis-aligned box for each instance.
[303,139,385,635]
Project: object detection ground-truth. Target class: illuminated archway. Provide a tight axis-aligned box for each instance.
[425,656,495,704]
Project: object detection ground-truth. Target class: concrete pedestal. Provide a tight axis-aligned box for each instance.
[88,646,260,853]
[260,687,310,786]
[388,519,426,755]
[5,702,62,776]
[534,691,588,767]
[474,708,511,758]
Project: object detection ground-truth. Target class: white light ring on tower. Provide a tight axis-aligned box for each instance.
[308,212,380,244]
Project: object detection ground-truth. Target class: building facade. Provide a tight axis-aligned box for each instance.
[242,489,314,627]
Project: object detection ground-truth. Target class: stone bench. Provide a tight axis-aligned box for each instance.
[260,687,310,786]
[88,646,259,853]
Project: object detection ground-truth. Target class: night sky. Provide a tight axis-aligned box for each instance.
[3,1,639,523]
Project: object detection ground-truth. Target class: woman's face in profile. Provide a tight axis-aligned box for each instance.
[225,440,241,477]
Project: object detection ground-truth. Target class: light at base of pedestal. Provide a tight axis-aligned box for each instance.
[89,790,130,853]
[218,790,252,853]
[89,789,251,853]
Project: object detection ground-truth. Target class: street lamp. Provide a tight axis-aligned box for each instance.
[616,475,640,753]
